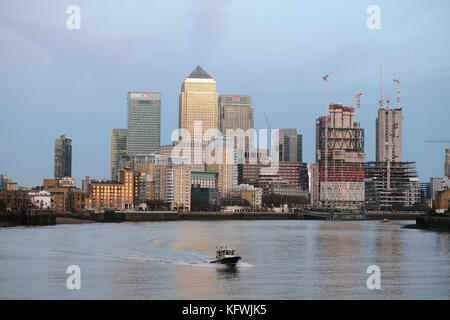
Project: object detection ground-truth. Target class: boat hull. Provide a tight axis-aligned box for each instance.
[210,256,241,266]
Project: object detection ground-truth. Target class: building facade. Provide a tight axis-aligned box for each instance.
[364,162,420,210]
[191,171,218,189]
[127,92,161,156]
[376,108,402,162]
[85,180,123,210]
[111,129,128,180]
[279,128,302,163]
[179,66,219,139]
[54,135,72,179]
[446,148,450,178]
[313,104,366,209]
[219,95,254,153]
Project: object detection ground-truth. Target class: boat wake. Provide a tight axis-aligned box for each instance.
[51,249,253,268]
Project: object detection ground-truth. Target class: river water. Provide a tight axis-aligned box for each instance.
[0,220,449,299]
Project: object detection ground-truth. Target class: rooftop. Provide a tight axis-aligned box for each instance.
[187,65,213,79]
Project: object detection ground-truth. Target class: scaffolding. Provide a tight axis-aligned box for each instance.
[364,161,420,209]
[314,104,366,209]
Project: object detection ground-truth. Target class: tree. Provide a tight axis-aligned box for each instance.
[0,200,6,213]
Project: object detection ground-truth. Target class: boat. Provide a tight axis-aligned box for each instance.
[210,243,241,266]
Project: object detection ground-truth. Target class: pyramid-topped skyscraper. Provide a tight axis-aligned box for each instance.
[187,65,213,79]
[179,65,218,139]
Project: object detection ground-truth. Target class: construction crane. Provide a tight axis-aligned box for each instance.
[386,92,391,109]
[424,139,450,143]
[263,110,276,158]
[379,64,384,109]
[352,92,362,124]
[392,53,414,110]
[393,73,401,109]
[322,71,334,181]
[263,110,271,132]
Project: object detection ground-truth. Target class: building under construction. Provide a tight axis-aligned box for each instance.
[312,103,366,209]
[364,161,420,210]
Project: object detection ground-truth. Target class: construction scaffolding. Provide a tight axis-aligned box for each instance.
[314,104,366,209]
[364,161,420,210]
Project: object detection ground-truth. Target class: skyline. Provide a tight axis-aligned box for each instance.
[1,0,450,187]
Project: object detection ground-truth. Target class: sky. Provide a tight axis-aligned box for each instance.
[0,0,449,187]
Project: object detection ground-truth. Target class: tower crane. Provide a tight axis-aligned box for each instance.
[322,71,334,181]
[352,92,362,124]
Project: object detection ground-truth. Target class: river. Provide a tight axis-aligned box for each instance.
[0,220,449,299]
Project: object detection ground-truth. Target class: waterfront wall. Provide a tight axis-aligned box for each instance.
[0,209,56,226]
[416,214,450,231]
[123,211,300,221]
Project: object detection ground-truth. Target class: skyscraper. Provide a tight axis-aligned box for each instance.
[279,128,303,162]
[445,148,450,177]
[54,135,72,178]
[312,104,366,208]
[376,108,402,162]
[111,129,128,180]
[179,66,219,139]
[127,92,161,156]
[219,95,254,153]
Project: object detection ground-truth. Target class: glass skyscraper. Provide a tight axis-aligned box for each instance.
[219,95,254,153]
[279,128,302,162]
[127,92,161,156]
[110,128,128,180]
[54,135,72,178]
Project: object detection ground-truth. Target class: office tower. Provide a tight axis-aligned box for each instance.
[445,149,450,177]
[54,135,72,179]
[179,66,219,139]
[312,104,366,209]
[419,182,431,202]
[376,108,402,162]
[279,128,303,162]
[219,95,254,153]
[430,177,444,201]
[0,174,12,190]
[111,129,128,180]
[127,92,161,156]
[82,176,90,193]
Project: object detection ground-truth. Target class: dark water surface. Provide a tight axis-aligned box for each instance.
[0,220,449,299]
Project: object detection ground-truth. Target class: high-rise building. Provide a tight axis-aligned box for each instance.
[119,168,139,210]
[0,174,12,190]
[430,177,444,201]
[127,92,161,156]
[312,104,366,209]
[279,128,302,162]
[364,162,420,209]
[128,154,191,211]
[111,129,128,180]
[179,66,219,139]
[376,108,402,162]
[219,95,254,153]
[54,135,72,179]
[445,148,450,177]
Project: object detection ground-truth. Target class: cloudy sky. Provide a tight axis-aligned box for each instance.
[0,0,449,187]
